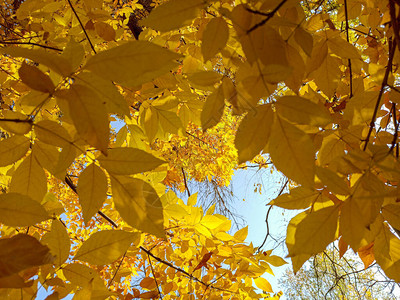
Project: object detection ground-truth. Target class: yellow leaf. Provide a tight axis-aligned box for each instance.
[275,96,332,127]
[187,71,222,87]
[94,22,115,41]
[164,204,188,219]
[374,224,400,282]
[56,84,109,154]
[235,104,273,164]
[263,255,287,267]
[0,111,32,135]
[201,215,226,230]
[41,219,70,266]
[294,27,313,57]
[311,55,341,98]
[233,226,248,242]
[254,277,273,293]
[201,17,229,61]
[34,120,72,148]
[2,47,72,76]
[286,211,312,273]
[98,147,165,175]
[0,234,53,278]
[289,205,339,256]
[269,187,325,210]
[340,197,382,250]
[269,115,315,187]
[201,86,225,131]
[140,0,204,31]
[111,176,165,238]
[382,204,400,231]
[18,62,55,93]
[0,135,30,167]
[62,38,85,71]
[84,41,181,86]
[140,277,157,290]
[74,230,139,265]
[0,193,49,226]
[62,263,111,295]
[327,33,361,59]
[316,166,350,195]
[77,164,108,224]
[10,153,47,202]
[75,72,130,116]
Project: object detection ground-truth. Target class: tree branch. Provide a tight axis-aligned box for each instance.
[139,246,236,294]
[64,174,118,228]
[0,41,62,51]
[67,0,96,54]
[344,0,353,98]
[246,0,287,33]
[363,39,396,150]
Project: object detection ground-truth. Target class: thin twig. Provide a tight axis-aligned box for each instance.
[181,167,191,197]
[344,0,353,98]
[67,0,96,53]
[108,252,126,288]
[64,174,118,228]
[0,41,62,51]
[389,103,399,154]
[363,39,396,150]
[139,246,236,294]
[256,178,288,252]
[246,0,288,33]
[147,252,163,299]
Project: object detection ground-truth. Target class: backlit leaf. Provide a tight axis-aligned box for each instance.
[289,205,339,256]
[0,135,30,167]
[34,120,72,147]
[254,277,273,293]
[74,230,139,265]
[9,153,47,202]
[235,104,273,164]
[201,86,225,131]
[201,17,229,61]
[2,47,72,76]
[84,41,181,86]
[18,62,55,93]
[56,84,109,154]
[269,115,315,187]
[41,219,70,266]
[140,0,204,31]
[98,147,165,175]
[0,234,53,278]
[275,96,332,127]
[111,176,165,238]
[269,187,324,210]
[77,163,108,224]
[0,193,49,226]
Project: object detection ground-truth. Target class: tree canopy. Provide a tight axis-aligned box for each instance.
[1,0,400,298]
